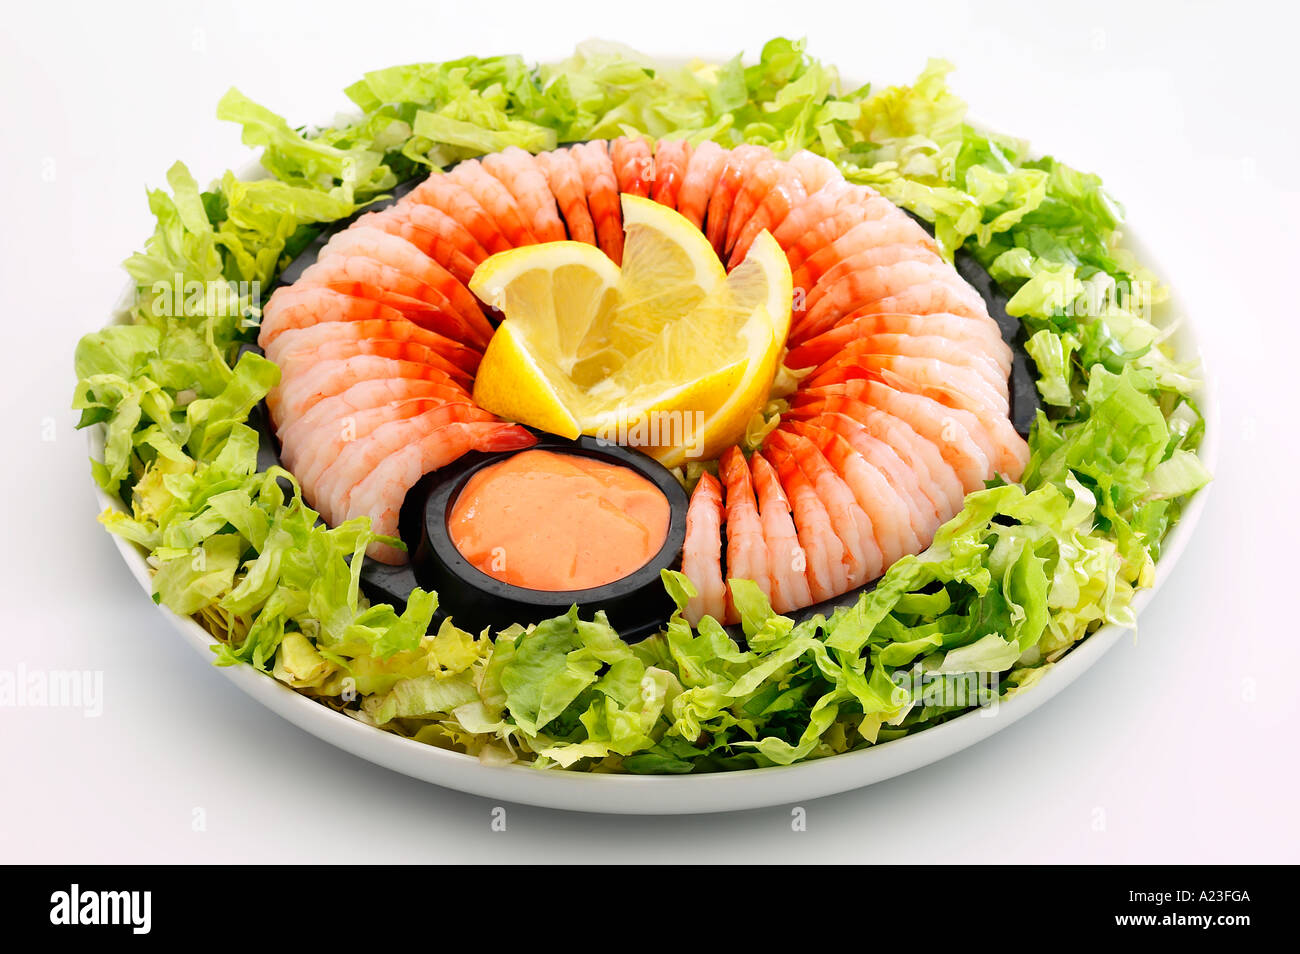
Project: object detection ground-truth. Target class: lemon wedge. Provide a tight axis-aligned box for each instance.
[470,241,618,439]
[663,229,792,467]
[470,197,792,465]
[472,321,583,439]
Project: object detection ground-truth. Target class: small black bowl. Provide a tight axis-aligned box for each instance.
[411,435,688,640]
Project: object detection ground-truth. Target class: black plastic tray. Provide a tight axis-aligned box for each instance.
[250,173,1039,638]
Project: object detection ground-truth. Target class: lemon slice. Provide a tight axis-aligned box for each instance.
[470,241,618,438]
[568,196,728,389]
[469,241,620,379]
[668,229,792,466]
[470,198,792,464]
[587,231,791,466]
[472,321,582,439]
[614,194,726,345]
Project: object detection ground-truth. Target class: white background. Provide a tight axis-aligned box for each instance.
[2,0,1296,862]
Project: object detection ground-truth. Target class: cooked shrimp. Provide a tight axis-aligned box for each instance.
[786,312,1010,373]
[794,217,941,292]
[264,318,480,378]
[354,205,484,285]
[704,144,772,255]
[794,381,989,494]
[293,396,485,493]
[276,377,470,471]
[297,259,489,349]
[842,375,1028,480]
[271,337,475,411]
[766,430,881,587]
[785,420,921,567]
[872,381,991,491]
[793,261,987,344]
[749,452,813,613]
[724,157,799,254]
[786,202,917,287]
[536,149,597,245]
[341,421,536,563]
[388,198,492,261]
[726,158,808,266]
[847,279,992,323]
[772,182,887,263]
[867,376,1021,482]
[482,146,566,243]
[787,392,965,521]
[317,227,493,344]
[785,214,930,300]
[258,285,403,348]
[770,179,857,247]
[279,381,469,478]
[794,410,941,541]
[650,139,692,210]
[611,136,654,197]
[808,332,1008,393]
[314,408,516,527]
[799,243,939,320]
[681,471,727,626]
[786,150,842,194]
[572,141,624,264]
[719,445,771,618]
[762,444,848,603]
[675,140,728,230]
[807,351,1009,417]
[272,354,466,429]
[311,279,486,345]
[265,328,473,438]
[406,172,512,254]
[447,158,540,249]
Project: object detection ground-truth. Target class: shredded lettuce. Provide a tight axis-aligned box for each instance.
[73,40,1208,773]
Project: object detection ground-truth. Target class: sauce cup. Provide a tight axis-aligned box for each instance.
[412,434,689,641]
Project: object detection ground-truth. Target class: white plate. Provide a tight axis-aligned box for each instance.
[85,157,1217,815]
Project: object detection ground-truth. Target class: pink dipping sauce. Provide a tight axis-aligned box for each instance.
[447,449,670,591]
